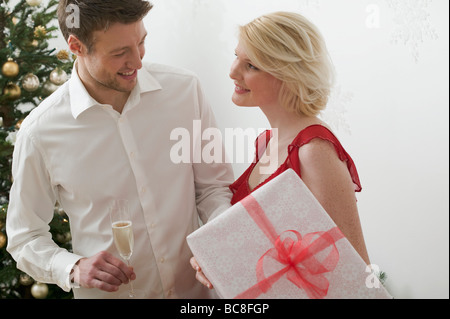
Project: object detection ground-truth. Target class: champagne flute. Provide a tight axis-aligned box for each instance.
[110,199,137,298]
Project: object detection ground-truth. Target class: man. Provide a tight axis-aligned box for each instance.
[6,0,233,299]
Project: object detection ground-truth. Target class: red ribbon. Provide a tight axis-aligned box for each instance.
[234,194,344,299]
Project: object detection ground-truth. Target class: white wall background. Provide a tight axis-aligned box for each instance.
[39,0,448,299]
[141,0,449,299]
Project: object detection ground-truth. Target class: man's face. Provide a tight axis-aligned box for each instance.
[81,20,147,94]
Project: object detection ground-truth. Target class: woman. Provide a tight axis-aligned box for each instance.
[191,11,370,290]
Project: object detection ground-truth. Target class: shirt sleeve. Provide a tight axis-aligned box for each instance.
[6,127,83,292]
[191,77,235,223]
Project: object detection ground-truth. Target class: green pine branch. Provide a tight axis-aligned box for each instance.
[1,0,74,299]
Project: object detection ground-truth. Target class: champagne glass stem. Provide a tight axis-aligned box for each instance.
[126,260,135,298]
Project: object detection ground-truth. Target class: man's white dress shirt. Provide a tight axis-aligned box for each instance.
[6,62,234,299]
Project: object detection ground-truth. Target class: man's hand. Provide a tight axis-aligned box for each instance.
[72,251,136,292]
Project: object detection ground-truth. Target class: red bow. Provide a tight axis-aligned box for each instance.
[234,195,344,299]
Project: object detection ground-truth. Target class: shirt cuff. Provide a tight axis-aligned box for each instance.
[52,250,84,292]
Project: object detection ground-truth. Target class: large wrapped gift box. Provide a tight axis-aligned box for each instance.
[187,169,392,299]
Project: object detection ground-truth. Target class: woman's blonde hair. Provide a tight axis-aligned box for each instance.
[239,12,335,117]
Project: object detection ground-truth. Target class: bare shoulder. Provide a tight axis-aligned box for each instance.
[298,136,354,194]
[298,137,342,169]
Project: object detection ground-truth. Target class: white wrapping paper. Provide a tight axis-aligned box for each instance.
[187,169,392,299]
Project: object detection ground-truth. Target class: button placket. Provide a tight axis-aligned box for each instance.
[117,115,136,162]
[115,109,166,292]
[117,115,147,200]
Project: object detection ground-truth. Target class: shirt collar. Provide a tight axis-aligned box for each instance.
[69,61,162,119]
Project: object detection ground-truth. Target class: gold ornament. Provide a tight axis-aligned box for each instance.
[34,26,47,38]
[26,0,43,6]
[0,232,6,249]
[56,232,72,244]
[3,83,21,100]
[56,205,66,216]
[42,80,59,95]
[21,73,40,92]
[2,58,20,78]
[31,282,48,299]
[56,50,70,61]
[49,68,68,85]
[19,273,34,286]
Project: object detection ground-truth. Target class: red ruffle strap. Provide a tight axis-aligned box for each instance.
[287,125,362,192]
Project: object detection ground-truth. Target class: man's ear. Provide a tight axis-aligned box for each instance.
[68,35,86,56]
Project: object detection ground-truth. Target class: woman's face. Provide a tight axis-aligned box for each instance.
[229,42,282,108]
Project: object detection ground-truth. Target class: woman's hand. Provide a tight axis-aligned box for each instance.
[190,257,214,289]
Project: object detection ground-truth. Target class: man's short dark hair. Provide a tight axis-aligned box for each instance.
[58,0,153,52]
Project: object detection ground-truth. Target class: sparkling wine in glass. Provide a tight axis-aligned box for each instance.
[110,199,136,298]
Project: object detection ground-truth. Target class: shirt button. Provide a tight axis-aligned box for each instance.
[160,257,165,263]
[167,290,173,297]
[141,187,146,194]
[129,151,135,159]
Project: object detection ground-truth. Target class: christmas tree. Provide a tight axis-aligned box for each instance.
[1,0,74,299]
